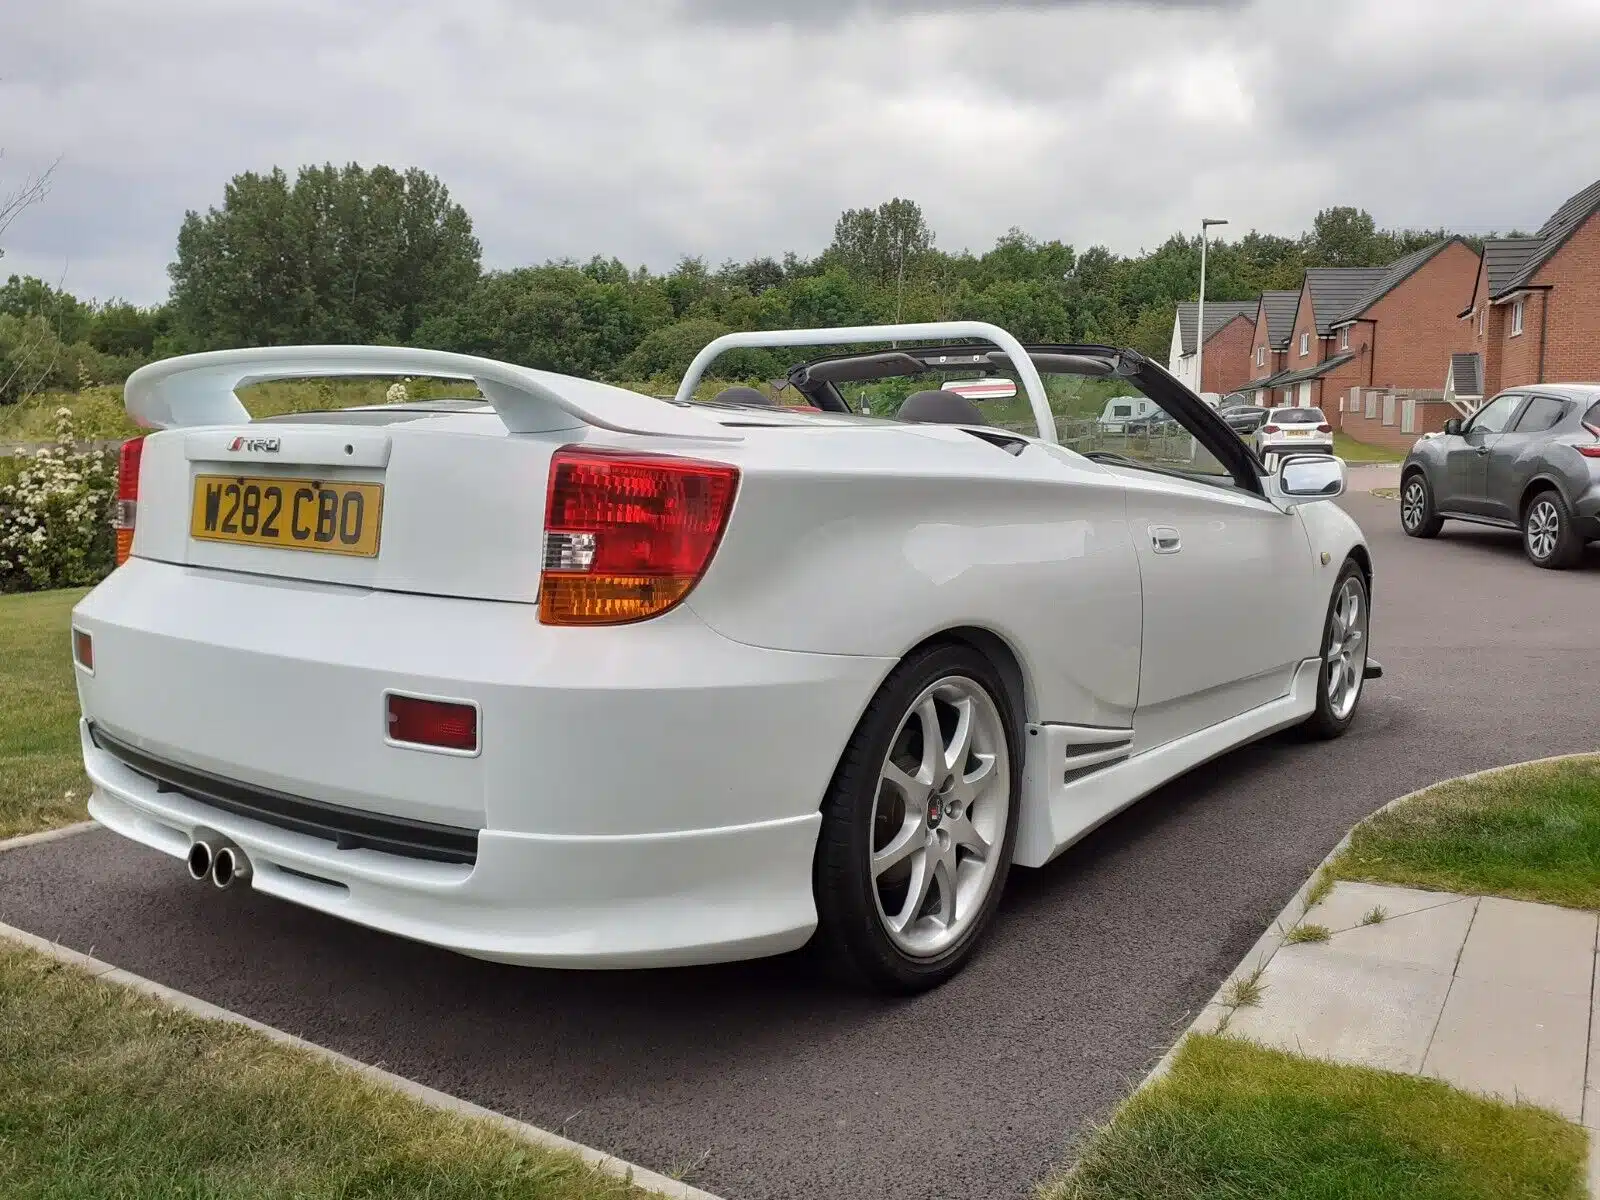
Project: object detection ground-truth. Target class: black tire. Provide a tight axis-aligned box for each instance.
[812,642,1020,994]
[1302,559,1369,741]
[1399,471,1443,538]
[1523,488,1583,569]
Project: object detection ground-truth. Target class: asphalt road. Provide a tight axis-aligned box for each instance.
[3,489,1597,1200]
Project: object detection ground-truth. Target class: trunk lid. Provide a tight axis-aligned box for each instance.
[131,408,555,603]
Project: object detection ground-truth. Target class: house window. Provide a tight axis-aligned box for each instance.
[1255,346,1265,367]
[1299,332,1310,357]
[1339,327,1349,350]
[1511,299,1525,337]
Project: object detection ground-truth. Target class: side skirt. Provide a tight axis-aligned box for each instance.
[1434,510,1518,530]
[1013,659,1321,868]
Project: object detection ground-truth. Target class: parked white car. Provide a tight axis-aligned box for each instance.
[72,321,1375,993]
[1254,406,1335,463]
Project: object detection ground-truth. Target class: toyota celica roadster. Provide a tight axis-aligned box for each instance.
[71,321,1377,992]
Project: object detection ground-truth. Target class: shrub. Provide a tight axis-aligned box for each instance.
[0,407,118,593]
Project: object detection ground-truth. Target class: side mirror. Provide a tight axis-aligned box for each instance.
[1443,417,1463,435]
[1277,454,1346,503]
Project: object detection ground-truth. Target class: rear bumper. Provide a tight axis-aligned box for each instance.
[85,724,822,966]
[1259,439,1334,456]
[73,558,895,967]
[1574,480,1600,539]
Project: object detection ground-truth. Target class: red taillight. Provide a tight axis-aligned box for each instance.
[1262,424,1280,434]
[386,694,478,753]
[540,447,739,626]
[112,436,146,565]
[1317,423,1333,433]
[1580,424,1600,457]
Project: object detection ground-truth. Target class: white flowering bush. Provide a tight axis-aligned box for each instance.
[385,380,409,404]
[0,407,118,592]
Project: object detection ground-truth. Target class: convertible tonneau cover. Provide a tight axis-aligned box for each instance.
[123,345,738,441]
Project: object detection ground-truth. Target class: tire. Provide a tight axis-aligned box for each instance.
[812,643,1020,993]
[1523,488,1583,569]
[1302,560,1369,741]
[1399,471,1443,538]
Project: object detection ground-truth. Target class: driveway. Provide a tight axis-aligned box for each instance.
[3,492,1596,1200]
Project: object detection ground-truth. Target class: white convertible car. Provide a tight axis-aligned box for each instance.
[72,321,1376,993]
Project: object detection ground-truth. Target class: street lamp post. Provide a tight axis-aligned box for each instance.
[1196,217,1228,397]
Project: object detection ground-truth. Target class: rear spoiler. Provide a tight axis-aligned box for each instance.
[123,345,738,441]
[676,321,1059,444]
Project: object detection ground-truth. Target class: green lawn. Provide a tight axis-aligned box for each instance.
[1330,755,1600,909]
[1045,1035,1586,1200]
[0,588,91,839]
[1334,432,1406,463]
[0,940,663,1199]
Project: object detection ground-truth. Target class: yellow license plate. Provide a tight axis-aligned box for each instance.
[1288,429,1310,436]
[190,475,383,557]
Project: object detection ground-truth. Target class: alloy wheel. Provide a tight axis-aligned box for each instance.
[1324,575,1368,721]
[869,677,1010,958]
[1401,479,1428,531]
[1526,499,1561,562]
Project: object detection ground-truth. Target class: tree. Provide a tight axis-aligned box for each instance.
[168,163,481,349]
[826,198,935,305]
[0,153,57,266]
[1307,207,1380,267]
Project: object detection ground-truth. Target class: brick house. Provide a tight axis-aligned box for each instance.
[1166,300,1256,395]
[1324,238,1483,447]
[1235,290,1300,406]
[1459,178,1600,400]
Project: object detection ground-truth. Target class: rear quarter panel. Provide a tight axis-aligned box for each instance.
[685,426,1143,728]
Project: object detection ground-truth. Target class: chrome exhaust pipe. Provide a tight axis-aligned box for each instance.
[186,839,215,882]
[211,845,251,890]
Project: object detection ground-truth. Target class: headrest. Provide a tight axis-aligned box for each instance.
[897,389,987,426]
[711,386,774,407]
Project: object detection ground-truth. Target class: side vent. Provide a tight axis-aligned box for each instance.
[1059,727,1135,786]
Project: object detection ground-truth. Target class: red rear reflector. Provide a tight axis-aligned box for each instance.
[73,629,93,671]
[386,694,478,753]
[540,448,739,626]
[113,436,146,565]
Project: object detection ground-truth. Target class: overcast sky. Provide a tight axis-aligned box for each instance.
[3,0,1598,305]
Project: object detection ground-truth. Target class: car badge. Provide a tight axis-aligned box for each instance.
[227,436,281,453]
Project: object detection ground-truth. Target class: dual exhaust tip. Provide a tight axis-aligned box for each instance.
[185,837,251,890]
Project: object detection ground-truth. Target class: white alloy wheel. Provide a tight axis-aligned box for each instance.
[869,676,1010,958]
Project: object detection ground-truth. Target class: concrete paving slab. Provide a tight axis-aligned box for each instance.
[1318,895,1477,974]
[1225,948,1451,1073]
[1424,977,1589,1121]
[1308,881,1468,933]
[1455,897,1597,998]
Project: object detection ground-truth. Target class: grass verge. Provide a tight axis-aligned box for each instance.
[1329,755,1600,909]
[1334,432,1406,463]
[0,588,90,839]
[0,939,660,1199]
[1045,1034,1586,1200]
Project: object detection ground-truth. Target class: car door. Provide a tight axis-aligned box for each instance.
[1119,473,1313,751]
[1484,394,1568,521]
[1082,368,1315,753]
[1441,392,1524,515]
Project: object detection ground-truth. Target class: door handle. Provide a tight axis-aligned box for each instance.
[1476,445,1490,456]
[1150,525,1182,554]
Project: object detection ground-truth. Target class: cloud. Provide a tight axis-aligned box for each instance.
[2,0,1597,305]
